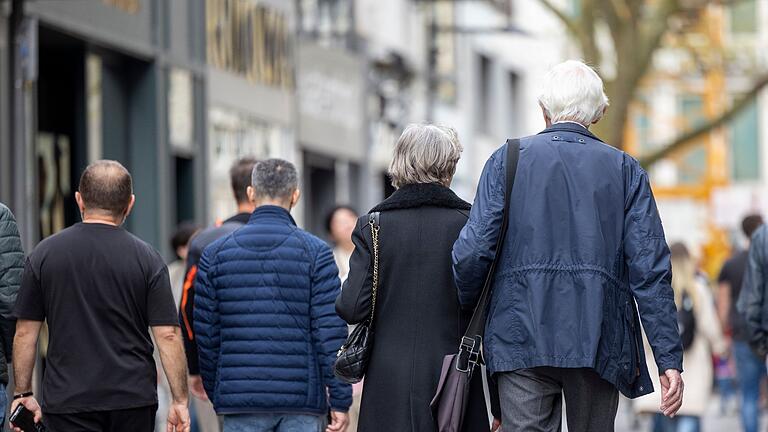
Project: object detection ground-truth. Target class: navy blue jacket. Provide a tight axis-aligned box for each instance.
[194,206,352,414]
[452,123,683,398]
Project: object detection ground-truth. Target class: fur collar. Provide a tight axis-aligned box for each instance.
[370,183,471,212]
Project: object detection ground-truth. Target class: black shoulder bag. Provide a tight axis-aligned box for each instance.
[430,139,520,432]
[334,212,381,384]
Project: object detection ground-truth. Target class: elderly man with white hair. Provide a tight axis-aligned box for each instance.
[452,60,684,431]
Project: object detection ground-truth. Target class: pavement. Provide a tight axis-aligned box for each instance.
[612,395,743,432]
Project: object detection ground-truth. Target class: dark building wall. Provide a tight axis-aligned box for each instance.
[10,0,208,257]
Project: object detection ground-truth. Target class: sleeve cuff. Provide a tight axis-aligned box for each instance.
[656,359,683,374]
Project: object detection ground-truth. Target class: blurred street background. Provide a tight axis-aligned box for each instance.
[2,0,768,431]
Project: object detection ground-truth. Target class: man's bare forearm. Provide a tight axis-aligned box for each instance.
[717,282,731,329]
[13,320,42,393]
[152,326,189,404]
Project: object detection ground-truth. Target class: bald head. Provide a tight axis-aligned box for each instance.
[77,160,133,218]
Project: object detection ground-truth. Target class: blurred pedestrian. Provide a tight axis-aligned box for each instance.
[195,159,351,432]
[0,203,23,427]
[326,205,358,282]
[156,222,200,432]
[325,205,362,431]
[11,160,190,432]
[452,60,684,432]
[635,243,726,432]
[168,222,200,306]
[717,214,765,432]
[738,216,768,401]
[180,157,257,432]
[336,124,490,432]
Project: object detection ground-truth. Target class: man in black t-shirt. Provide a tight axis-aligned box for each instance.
[10,161,190,432]
[717,214,764,432]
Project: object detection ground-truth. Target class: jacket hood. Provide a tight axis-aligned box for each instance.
[370,183,471,213]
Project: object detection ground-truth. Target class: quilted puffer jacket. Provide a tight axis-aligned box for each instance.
[0,203,23,384]
[194,205,352,415]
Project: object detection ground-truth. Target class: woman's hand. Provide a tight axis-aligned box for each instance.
[492,417,502,431]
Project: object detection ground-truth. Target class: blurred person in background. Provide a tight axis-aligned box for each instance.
[168,223,200,306]
[326,205,361,431]
[635,242,726,432]
[336,124,490,432]
[739,215,768,414]
[157,222,200,432]
[12,160,190,432]
[717,214,766,432]
[0,203,23,427]
[195,159,351,432]
[180,157,257,432]
[326,205,358,283]
[717,214,764,432]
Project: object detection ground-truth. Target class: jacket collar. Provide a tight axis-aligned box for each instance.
[248,205,297,226]
[225,212,252,225]
[538,122,604,143]
[370,183,471,212]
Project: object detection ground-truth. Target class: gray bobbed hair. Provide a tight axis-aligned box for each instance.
[388,123,463,189]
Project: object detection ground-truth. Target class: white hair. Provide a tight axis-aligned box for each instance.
[537,60,610,125]
[388,123,463,189]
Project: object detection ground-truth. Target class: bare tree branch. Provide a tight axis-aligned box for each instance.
[536,0,581,37]
[633,0,682,90]
[536,0,601,65]
[639,73,768,167]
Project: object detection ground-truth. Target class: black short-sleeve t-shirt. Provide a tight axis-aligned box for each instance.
[718,250,749,341]
[13,223,179,414]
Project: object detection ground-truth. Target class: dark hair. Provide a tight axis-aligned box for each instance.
[669,242,690,261]
[251,159,298,200]
[170,222,199,258]
[325,205,358,234]
[230,157,258,204]
[742,214,764,239]
[78,160,133,217]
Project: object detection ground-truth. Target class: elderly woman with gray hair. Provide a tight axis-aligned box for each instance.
[336,124,491,432]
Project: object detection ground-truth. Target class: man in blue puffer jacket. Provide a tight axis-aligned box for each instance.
[194,159,351,432]
[453,61,684,432]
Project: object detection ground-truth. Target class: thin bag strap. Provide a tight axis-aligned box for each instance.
[367,212,381,325]
[463,139,520,344]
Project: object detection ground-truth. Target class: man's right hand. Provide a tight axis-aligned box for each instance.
[166,402,191,432]
[189,375,208,400]
[10,396,42,432]
[659,369,684,417]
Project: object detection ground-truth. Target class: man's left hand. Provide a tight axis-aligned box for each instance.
[166,401,191,432]
[10,396,42,432]
[326,410,349,432]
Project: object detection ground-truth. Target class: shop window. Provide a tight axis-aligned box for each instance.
[477,55,493,134]
[730,99,760,181]
[731,0,757,34]
[298,0,353,45]
[169,68,194,153]
[677,95,706,185]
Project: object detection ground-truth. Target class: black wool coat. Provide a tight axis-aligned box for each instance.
[336,183,490,432]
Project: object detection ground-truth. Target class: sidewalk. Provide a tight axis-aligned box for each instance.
[611,395,744,432]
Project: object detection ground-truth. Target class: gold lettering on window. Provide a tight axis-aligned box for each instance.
[207,0,294,89]
[102,0,140,14]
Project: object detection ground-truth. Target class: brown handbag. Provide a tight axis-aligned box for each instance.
[430,139,519,432]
